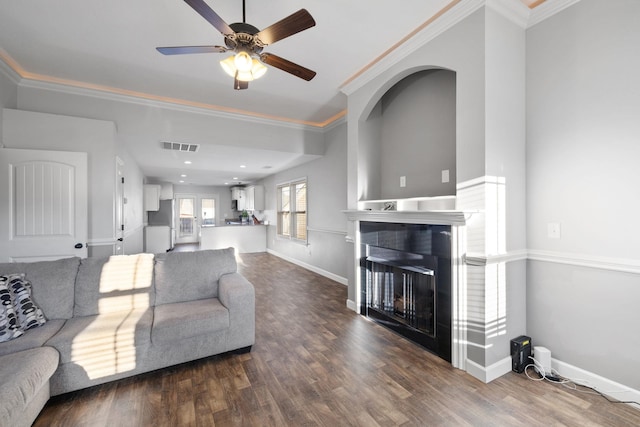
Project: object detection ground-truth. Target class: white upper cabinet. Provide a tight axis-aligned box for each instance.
[245,185,264,211]
[144,184,161,211]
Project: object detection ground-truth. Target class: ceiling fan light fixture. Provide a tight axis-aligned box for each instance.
[220,54,266,82]
[236,70,254,82]
[251,58,267,79]
[220,55,238,78]
[234,51,253,72]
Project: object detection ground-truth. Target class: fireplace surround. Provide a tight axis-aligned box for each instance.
[345,208,469,371]
[360,222,452,361]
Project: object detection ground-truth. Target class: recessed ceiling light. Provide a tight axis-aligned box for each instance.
[179,180,184,183]
[184,160,192,165]
[181,174,187,177]
[240,165,246,168]
[232,177,238,180]
[224,182,229,185]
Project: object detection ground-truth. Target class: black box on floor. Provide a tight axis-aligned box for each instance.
[510,335,531,373]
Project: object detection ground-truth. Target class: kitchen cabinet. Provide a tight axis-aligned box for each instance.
[245,185,264,211]
[144,184,161,211]
[231,186,246,211]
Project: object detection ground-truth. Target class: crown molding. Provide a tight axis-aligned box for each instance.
[17,77,329,133]
[527,0,582,27]
[340,0,582,97]
[340,0,485,96]
[0,53,21,85]
[0,51,338,132]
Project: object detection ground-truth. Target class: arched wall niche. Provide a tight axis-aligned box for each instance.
[357,66,457,202]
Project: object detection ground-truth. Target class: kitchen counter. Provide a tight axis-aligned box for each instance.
[200,224,266,253]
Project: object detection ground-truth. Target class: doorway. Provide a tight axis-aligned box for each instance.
[174,194,218,245]
[175,195,197,244]
[0,148,88,261]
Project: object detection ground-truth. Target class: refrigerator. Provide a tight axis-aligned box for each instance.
[147,199,175,249]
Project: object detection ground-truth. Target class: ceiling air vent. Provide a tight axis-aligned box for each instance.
[162,141,199,152]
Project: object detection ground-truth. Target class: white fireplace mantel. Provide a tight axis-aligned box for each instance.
[343,209,477,226]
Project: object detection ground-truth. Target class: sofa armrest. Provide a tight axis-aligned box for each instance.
[218,273,255,350]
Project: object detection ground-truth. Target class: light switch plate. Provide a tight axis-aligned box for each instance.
[547,223,561,239]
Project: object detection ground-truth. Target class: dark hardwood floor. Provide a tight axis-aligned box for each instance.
[34,253,640,426]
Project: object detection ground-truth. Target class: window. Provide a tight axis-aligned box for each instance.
[201,198,216,225]
[277,179,307,242]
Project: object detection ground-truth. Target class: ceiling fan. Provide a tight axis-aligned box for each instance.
[157,0,316,90]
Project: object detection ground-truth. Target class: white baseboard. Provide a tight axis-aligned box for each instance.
[467,355,640,407]
[266,249,348,285]
[346,299,357,312]
[552,358,640,407]
[465,357,512,383]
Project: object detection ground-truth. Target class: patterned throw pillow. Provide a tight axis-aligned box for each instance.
[0,274,47,340]
[0,280,24,343]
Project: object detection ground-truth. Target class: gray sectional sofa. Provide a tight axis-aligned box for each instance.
[0,248,255,427]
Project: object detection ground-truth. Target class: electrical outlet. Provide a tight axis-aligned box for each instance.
[547,223,561,239]
[400,176,406,187]
[442,169,450,183]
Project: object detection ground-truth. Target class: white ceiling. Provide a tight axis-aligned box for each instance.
[0,0,546,186]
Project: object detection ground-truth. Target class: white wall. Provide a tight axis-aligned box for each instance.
[261,121,348,282]
[15,84,325,178]
[2,109,118,255]
[526,0,640,390]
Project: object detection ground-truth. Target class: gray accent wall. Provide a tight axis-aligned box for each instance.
[262,121,348,282]
[526,0,640,390]
[379,69,456,199]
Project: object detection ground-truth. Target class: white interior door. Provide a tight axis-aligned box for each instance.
[175,194,198,244]
[0,148,88,262]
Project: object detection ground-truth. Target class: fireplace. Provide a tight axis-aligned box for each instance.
[360,222,452,362]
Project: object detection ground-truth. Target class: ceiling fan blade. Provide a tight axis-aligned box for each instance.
[184,0,234,35]
[234,78,249,90]
[255,9,315,46]
[260,53,316,81]
[156,45,227,55]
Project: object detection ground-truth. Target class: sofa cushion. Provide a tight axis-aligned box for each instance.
[151,298,229,344]
[0,320,65,357]
[1,274,46,331]
[0,280,23,343]
[154,248,237,305]
[74,254,156,317]
[0,257,80,320]
[46,308,152,376]
[0,347,59,426]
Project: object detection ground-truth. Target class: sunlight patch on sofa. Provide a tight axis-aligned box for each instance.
[71,254,154,379]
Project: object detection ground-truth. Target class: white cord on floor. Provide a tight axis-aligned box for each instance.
[524,355,640,407]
